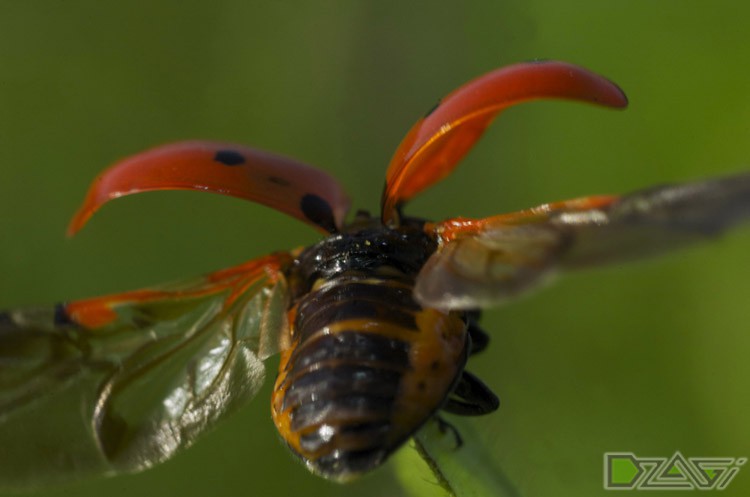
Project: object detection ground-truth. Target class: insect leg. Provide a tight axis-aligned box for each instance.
[442,370,499,416]
[434,415,463,448]
[466,311,489,356]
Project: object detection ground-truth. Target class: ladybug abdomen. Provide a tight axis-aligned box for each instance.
[271,275,467,480]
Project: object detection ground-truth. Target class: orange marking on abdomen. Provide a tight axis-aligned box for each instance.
[270,275,467,480]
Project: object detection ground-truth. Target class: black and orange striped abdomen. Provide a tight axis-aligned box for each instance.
[271,221,468,480]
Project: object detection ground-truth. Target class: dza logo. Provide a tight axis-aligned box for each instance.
[604,451,745,490]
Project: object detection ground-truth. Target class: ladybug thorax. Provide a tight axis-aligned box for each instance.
[290,215,437,297]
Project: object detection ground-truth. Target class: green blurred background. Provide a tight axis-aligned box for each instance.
[1,1,749,496]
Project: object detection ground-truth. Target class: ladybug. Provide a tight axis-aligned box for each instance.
[1,61,748,486]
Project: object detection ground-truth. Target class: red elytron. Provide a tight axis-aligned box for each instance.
[1,61,748,486]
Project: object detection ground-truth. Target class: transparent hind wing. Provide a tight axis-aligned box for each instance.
[0,253,292,488]
[416,171,750,310]
[415,222,566,310]
[555,171,750,267]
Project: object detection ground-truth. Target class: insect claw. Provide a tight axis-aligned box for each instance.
[434,416,463,449]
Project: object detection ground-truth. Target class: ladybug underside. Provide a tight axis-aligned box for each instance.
[270,213,499,479]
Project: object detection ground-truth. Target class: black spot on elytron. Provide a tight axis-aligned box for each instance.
[300,193,336,233]
[423,99,441,118]
[417,381,426,392]
[268,175,291,187]
[54,303,77,327]
[214,150,246,166]
[430,360,441,371]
